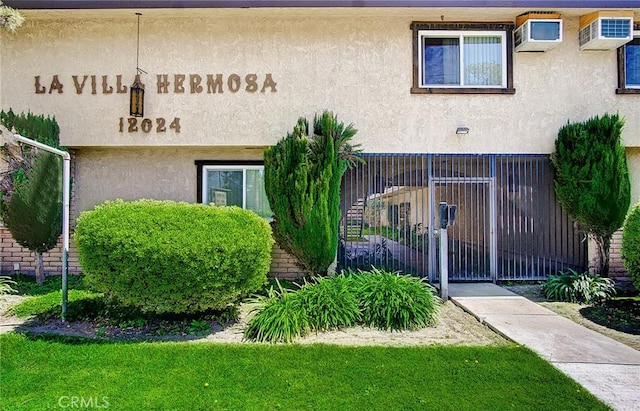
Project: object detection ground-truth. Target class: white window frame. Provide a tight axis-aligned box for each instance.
[418,29,508,89]
[202,165,266,209]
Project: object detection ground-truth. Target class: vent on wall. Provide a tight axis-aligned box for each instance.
[579,10,634,50]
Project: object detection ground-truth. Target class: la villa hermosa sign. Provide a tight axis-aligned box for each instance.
[34,73,278,94]
[33,73,278,134]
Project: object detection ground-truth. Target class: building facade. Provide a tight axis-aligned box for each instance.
[1,1,639,283]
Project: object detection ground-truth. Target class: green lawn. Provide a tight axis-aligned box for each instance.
[1,333,609,411]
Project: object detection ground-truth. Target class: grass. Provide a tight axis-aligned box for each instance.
[0,333,609,411]
[11,274,88,296]
[9,289,105,320]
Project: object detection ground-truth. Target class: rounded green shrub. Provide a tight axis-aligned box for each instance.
[622,202,640,291]
[74,199,274,314]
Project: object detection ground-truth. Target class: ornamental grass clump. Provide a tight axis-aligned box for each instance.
[295,274,361,331]
[543,269,616,304]
[353,268,440,331]
[244,269,441,343]
[244,283,310,343]
[0,276,17,295]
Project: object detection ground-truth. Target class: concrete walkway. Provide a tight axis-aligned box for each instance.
[449,283,640,411]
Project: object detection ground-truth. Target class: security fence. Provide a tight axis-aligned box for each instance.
[338,154,587,282]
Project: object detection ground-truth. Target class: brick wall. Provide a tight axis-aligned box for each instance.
[0,227,82,275]
[589,230,633,290]
[268,244,304,279]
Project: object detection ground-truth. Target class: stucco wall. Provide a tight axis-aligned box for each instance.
[1,8,638,154]
[74,147,263,215]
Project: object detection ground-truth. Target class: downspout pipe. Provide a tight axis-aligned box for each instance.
[12,134,71,322]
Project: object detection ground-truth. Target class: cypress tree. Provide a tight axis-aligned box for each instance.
[552,113,630,277]
[0,110,64,283]
[264,111,361,277]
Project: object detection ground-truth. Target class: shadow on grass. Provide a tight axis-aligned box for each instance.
[14,330,124,345]
[10,293,242,345]
[10,274,88,296]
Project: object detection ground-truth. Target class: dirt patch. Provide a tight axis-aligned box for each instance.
[0,295,27,334]
[0,295,508,346]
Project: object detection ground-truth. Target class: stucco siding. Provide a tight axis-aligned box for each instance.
[1,8,638,153]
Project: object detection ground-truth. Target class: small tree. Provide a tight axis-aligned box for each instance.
[0,110,64,284]
[551,113,630,277]
[264,111,361,276]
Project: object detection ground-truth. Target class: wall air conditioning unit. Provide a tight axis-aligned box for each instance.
[514,12,563,52]
[579,10,634,50]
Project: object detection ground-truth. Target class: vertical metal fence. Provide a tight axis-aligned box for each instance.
[338,154,587,282]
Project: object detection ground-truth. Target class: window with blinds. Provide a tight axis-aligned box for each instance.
[411,22,515,94]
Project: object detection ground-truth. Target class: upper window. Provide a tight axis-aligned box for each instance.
[196,161,272,219]
[617,27,640,94]
[411,22,515,94]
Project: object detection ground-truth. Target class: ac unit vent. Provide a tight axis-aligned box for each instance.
[514,19,562,52]
[579,14,634,50]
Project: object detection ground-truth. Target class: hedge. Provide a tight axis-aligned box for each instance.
[74,200,274,314]
[622,202,640,291]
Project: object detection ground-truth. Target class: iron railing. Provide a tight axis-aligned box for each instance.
[338,154,587,282]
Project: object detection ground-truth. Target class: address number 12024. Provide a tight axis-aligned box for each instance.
[119,117,181,133]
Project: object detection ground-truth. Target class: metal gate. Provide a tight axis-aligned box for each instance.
[338,154,587,282]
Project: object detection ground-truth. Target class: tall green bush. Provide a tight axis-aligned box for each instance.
[264,111,361,276]
[622,202,640,291]
[0,110,64,284]
[74,200,274,314]
[551,113,630,277]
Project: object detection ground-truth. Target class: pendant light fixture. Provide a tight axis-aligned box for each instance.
[130,12,146,117]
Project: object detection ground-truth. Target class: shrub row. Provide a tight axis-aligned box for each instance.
[75,200,274,314]
[622,202,640,291]
[244,268,441,343]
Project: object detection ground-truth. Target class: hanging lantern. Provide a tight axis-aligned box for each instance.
[129,12,146,118]
[130,74,145,117]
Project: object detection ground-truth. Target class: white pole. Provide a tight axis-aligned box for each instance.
[438,201,449,301]
[12,134,70,322]
[439,228,448,301]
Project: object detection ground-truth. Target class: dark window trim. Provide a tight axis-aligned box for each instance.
[411,21,516,95]
[616,24,640,95]
[195,160,264,203]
